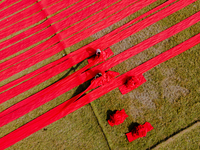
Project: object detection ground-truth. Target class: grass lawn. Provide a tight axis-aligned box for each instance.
[0,0,200,149]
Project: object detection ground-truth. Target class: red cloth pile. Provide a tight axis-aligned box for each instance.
[119,74,146,95]
[126,122,153,142]
[108,109,128,126]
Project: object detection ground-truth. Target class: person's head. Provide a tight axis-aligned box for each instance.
[94,72,102,79]
[96,49,101,55]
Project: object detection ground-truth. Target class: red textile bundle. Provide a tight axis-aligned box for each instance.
[119,74,146,95]
[0,33,199,149]
[108,109,128,126]
[126,122,154,142]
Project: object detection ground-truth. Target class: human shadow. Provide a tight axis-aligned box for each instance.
[50,47,97,85]
[70,79,92,100]
[51,61,84,86]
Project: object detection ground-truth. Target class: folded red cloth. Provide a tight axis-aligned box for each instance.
[108,109,128,126]
[126,122,153,142]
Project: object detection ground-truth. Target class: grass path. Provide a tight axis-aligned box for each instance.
[153,121,200,149]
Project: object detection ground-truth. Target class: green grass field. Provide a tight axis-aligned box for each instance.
[0,0,200,149]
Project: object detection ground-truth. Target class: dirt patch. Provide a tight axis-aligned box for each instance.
[128,104,143,120]
[161,77,190,103]
[128,87,157,109]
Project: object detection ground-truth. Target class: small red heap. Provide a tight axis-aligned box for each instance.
[108,109,128,126]
[126,122,154,142]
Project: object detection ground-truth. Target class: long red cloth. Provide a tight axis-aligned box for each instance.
[0,0,139,63]
[0,0,157,81]
[0,0,80,49]
[0,0,176,100]
[0,0,63,30]
[0,0,20,11]
[0,0,38,21]
[0,11,199,126]
[0,0,175,93]
[0,0,81,40]
[0,33,199,149]
[0,0,98,58]
[0,0,176,93]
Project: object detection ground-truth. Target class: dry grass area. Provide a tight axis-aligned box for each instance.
[0,0,200,149]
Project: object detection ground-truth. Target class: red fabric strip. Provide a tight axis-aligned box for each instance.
[0,0,114,61]
[0,0,152,81]
[0,0,80,49]
[0,11,199,126]
[53,0,138,35]
[0,0,192,95]
[0,0,168,92]
[0,0,80,40]
[0,48,113,102]
[0,0,38,21]
[130,34,200,76]
[0,33,199,149]
[0,0,20,11]
[39,0,68,7]
[0,0,61,30]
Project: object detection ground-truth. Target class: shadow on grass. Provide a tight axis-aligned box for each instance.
[45,47,96,92]
[106,110,117,121]
[128,122,140,132]
[70,79,91,100]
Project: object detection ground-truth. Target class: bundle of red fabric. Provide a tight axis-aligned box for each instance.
[126,122,153,142]
[119,74,146,95]
[125,76,143,89]
[108,109,128,126]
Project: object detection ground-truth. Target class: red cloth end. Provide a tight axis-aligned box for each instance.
[119,74,146,95]
[108,109,128,126]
